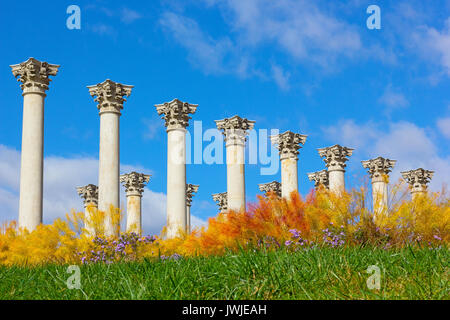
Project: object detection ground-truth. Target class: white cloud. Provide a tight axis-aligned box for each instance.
[437,117,450,139]
[412,17,450,76]
[378,85,409,111]
[0,145,206,235]
[121,8,142,24]
[159,0,362,88]
[321,120,450,191]
[271,64,290,91]
[159,12,240,75]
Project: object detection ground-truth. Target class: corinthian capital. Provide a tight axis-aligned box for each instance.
[87,79,133,115]
[212,192,228,212]
[120,172,151,196]
[318,145,354,171]
[186,184,199,207]
[307,170,329,190]
[10,57,60,95]
[155,99,198,130]
[401,168,434,194]
[258,181,282,197]
[362,157,396,182]
[215,115,255,145]
[77,184,98,207]
[270,131,307,160]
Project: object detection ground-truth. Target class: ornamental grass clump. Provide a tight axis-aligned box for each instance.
[0,182,448,266]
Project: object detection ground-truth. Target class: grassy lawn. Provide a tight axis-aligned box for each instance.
[0,247,448,300]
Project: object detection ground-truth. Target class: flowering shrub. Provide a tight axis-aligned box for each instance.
[0,183,448,266]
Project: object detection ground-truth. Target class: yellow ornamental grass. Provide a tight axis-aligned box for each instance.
[0,183,448,266]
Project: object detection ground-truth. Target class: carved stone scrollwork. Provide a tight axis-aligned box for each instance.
[186,184,199,207]
[10,57,60,95]
[77,184,99,207]
[87,79,133,115]
[155,99,198,130]
[212,192,228,212]
[307,170,329,190]
[215,115,255,145]
[318,145,354,171]
[270,131,307,160]
[362,157,396,183]
[258,181,282,197]
[120,172,151,197]
[401,168,434,194]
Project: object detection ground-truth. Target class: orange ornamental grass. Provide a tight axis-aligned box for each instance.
[0,184,448,266]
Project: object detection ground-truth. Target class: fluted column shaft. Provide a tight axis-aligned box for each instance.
[88,79,133,237]
[216,116,255,212]
[19,93,45,230]
[98,111,120,224]
[226,138,246,211]
[167,128,187,236]
[271,131,307,198]
[281,157,298,198]
[155,99,198,238]
[77,184,98,236]
[120,172,150,235]
[318,145,354,195]
[126,193,142,233]
[11,58,59,231]
[362,157,396,216]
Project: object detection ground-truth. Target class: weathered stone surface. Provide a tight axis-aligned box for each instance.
[155,99,198,130]
[401,168,434,197]
[156,99,198,238]
[307,170,329,190]
[258,181,282,197]
[87,79,133,115]
[12,58,59,232]
[212,192,228,213]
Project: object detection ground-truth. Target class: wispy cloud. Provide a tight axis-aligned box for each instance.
[121,8,142,24]
[321,120,450,191]
[378,85,409,115]
[159,0,363,89]
[0,145,206,235]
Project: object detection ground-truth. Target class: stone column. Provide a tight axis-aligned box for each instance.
[215,116,255,211]
[10,58,60,231]
[186,184,199,234]
[155,99,198,238]
[362,157,396,215]
[307,170,329,191]
[271,131,307,198]
[88,80,133,237]
[401,168,434,200]
[120,172,150,234]
[77,184,98,235]
[258,181,282,197]
[212,192,228,213]
[318,145,354,194]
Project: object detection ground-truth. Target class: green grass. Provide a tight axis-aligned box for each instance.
[0,247,448,300]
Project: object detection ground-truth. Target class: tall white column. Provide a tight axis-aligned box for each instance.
[155,99,198,238]
[11,58,60,231]
[186,184,199,234]
[318,145,354,194]
[216,116,255,212]
[258,181,282,197]
[307,170,329,191]
[120,172,150,234]
[271,131,307,198]
[362,157,396,215]
[77,184,98,235]
[401,168,434,200]
[212,192,228,213]
[88,80,133,237]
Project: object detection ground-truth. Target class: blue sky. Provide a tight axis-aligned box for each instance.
[0,0,449,234]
